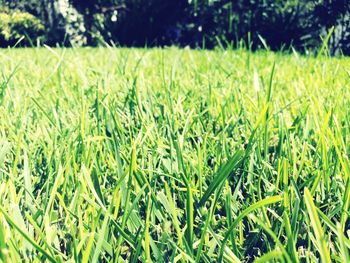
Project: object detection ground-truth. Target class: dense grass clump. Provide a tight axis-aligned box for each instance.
[0,47,349,262]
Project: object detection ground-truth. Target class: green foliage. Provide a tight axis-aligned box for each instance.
[0,11,45,47]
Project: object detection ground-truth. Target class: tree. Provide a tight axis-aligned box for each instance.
[69,0,122,45]
[313,0,350,54]
[108,0,188,46]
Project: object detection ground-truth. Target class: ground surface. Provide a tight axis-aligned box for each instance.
[0,47,349,262]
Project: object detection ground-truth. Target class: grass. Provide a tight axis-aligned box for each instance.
[0,46,349,262]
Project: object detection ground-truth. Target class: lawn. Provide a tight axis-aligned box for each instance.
[0,47,349,262]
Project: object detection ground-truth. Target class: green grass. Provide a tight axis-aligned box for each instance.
[0,47,349,262]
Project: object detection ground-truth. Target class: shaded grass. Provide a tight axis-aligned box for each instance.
[0,47,349,262]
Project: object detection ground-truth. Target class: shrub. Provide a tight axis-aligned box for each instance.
[0,11,45,47]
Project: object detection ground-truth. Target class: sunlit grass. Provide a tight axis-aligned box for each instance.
[0,47,349,262]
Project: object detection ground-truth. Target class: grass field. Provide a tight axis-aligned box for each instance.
[0,47,350,262]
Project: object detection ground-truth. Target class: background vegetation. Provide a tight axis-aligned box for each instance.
[0,0,349,54]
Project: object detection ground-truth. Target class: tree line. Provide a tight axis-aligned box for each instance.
[0,0,349,55]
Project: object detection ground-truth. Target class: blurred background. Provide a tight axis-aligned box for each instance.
[0,0,349,55]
